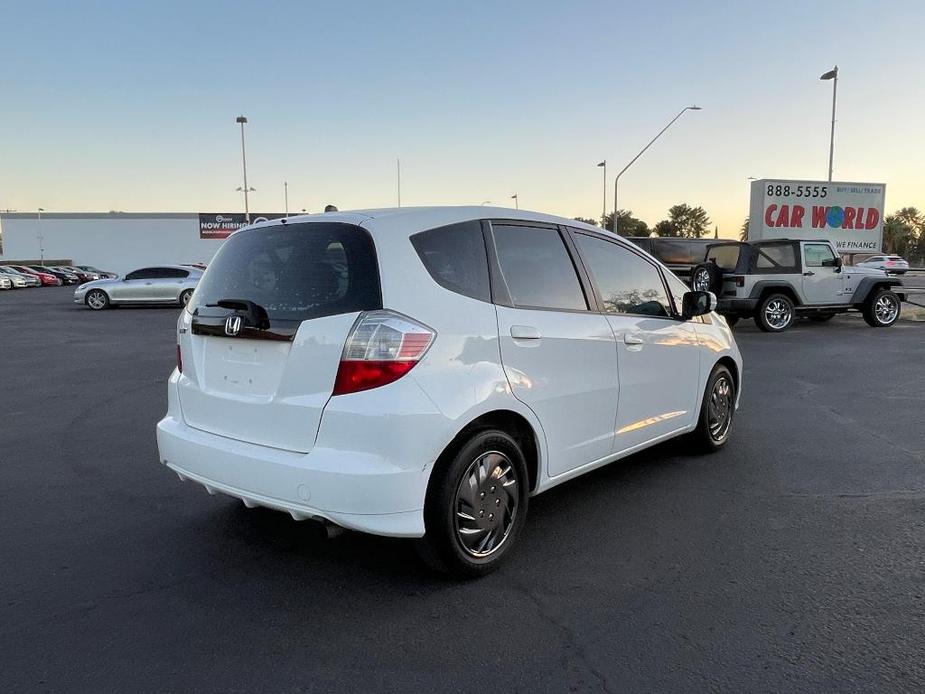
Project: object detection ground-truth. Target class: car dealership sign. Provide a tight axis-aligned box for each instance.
[749,179,885,253]
[198,213,287,239]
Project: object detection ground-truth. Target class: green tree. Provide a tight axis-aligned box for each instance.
[653,204,711,238]
[882,207,922,258]
[739,218,749,241]
[602,209,649,237]
[572,217,599,227]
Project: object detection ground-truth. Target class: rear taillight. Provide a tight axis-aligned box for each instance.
[332,311,435,396]
[176,344,183,373]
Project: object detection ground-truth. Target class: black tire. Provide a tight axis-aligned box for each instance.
[690,364,736,452]
[755,293,795,333]
[179,289,194,306]
[863,288,901,328]
[809,313,836,323]
[690,262,723,294]
[416,429,529,578]
[85,288,110,310]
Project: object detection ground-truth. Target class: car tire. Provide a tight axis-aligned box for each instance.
[691,262,723,294]
[85,289,110,311]
[690,364,736,452]
[416,429,529,578]
[179,289,194,306]
[863,288,901,328]
[755,293,794,333]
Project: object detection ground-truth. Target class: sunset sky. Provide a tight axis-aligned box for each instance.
[2,0,923,237]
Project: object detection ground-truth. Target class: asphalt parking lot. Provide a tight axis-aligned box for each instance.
[3,287,924,693]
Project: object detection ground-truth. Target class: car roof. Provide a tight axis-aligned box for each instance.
[243,206,605,238]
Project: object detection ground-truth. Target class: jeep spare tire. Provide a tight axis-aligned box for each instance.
[691,262,722,294]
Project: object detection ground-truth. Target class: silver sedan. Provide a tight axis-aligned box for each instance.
[74,265,203,310]
[855,255,910,275]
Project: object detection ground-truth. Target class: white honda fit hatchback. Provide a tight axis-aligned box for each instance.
[157,207,742,576]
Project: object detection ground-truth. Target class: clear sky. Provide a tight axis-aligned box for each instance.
[1,0,923,237]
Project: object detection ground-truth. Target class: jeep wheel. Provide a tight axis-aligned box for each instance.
[755,293,794,332]
[691,262,722,293]
[863,289,901,328]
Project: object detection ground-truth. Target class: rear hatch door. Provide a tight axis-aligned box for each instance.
[177,221,381,453]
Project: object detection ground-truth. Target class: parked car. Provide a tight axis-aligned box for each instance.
[75,265,118,279]
[58,266,100,283]
[8,265,62,286]
[626,237,716,281]
[74,265,202,309]
[29,265,79,285]
[854,254,910,275]
[0,276,11,290]
[690,239,906,331]
[0,266,40,288]
[157,207,742,576]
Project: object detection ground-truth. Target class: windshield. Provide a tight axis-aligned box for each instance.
[189,221,382,324]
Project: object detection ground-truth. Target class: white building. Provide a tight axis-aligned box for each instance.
[0,212,282,275]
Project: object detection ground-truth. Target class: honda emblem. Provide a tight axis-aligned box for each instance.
[224,315,243,336]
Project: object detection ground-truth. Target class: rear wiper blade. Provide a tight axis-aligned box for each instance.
[206,299,271,330]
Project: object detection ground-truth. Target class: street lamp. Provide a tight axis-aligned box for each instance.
[510,193,518,210]
[820,66,838,181]
[596,161,606,228]
[284,181,289,217]
[235,115,254,222]
[613,105,701,234]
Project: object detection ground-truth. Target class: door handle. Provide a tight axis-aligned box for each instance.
[624,333,644,346]
[510,325,541,340]
[803,271,815,277]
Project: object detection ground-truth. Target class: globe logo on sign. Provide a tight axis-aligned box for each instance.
[826,206,844,228]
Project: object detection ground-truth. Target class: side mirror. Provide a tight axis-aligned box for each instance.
[822,256,842,270]
[682,290,717,319]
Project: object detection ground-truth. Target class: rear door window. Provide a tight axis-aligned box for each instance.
[189,222,381,324]
[410,221,490,302]
[491,223,587,311]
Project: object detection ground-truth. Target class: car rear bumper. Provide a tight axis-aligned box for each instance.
[156,371,427,537]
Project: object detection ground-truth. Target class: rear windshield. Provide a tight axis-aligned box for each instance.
[189,222,381,323]
[706,245,742,272]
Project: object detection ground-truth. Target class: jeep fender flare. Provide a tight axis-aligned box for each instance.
[850,277,905,305]
[747,280,803,306]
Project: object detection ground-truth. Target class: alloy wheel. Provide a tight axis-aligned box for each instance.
[87,291,107,310]
[764,299,792,330]
[454,451,519,558]
[875,294,898,324]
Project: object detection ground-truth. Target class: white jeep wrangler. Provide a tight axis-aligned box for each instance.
[690,239,906,332]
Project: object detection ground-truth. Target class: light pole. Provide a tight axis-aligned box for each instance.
[820,66,838,181]
[613,105,701,234]
[284,181,289,217]
[235,115,254,222]
[597,161,607,228]
[510,193,518,210]
[37,208,45,263]
[397,158,402,207]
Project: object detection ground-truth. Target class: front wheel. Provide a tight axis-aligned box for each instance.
[85,289,110,310]
[416,429,529,577]
[755,293,795,332]
[690,364,736,452]
[863,289,900,327]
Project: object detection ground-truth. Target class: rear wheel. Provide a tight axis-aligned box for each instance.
[179,289,194,306]
[416,429,529,577]
[863,289,900,327]
[85,289,110,310]
[755,293,794,333]
[690,364,736,451]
